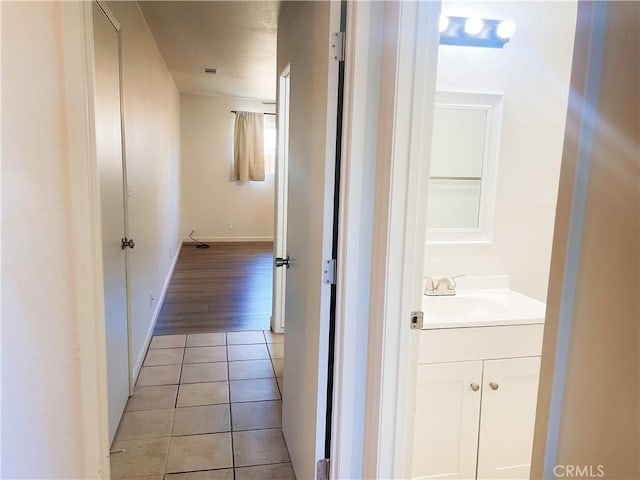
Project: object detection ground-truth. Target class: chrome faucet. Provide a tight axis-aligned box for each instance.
[424,276,463,296]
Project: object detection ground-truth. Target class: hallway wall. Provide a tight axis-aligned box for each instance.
[1,2,99,477]
[180,93,275,241]
[106,1,182,375]
[2,3,182,477]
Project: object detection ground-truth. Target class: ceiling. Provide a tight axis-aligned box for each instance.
[138,1,279,100]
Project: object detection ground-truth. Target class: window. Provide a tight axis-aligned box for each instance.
[264,115,276,175]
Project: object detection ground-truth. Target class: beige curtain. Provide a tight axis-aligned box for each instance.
[233,111,265,181]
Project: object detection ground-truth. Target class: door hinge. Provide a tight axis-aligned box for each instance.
[323,258,336,285]
[317,458,330,480]
[331,31,345,62]
[410,311,424,329]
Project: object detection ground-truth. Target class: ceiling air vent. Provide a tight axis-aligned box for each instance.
[203,67,218,75]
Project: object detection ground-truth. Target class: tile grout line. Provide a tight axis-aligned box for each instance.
[225,333,237,480]
[163,337,187,477]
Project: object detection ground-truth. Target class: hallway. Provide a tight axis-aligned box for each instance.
[110,330,292,479]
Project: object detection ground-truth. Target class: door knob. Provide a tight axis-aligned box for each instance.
[121,237,135,249]
[275,256,290,268]
[470,383,480,392]
[489,382,499,390]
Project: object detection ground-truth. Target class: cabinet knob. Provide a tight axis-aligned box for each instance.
[470,383,480,392]
[489,382,499,390]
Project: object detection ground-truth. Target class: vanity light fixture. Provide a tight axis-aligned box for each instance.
[464,17,484,35]
[439,16,516,48]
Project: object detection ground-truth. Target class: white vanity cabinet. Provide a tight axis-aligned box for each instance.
[412,324,543,480]
[477,357,542,479]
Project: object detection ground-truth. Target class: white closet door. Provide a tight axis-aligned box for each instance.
[477,357,541,480]
[413,361,483,479]
[93,2,130,444]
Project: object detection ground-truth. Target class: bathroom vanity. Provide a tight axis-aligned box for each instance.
[412,287,545,480]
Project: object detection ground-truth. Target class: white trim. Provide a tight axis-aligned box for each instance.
[362,1,441,478]
[271,64,290,335]
[132,240,183,382]
[330,2,383,478]
[62,2,110,477]
[182,235,273,243]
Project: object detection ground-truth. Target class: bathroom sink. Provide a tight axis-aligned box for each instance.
[422,288,546,329]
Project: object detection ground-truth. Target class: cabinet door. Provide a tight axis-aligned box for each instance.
[477,357,541,480]
[413,361,483,479]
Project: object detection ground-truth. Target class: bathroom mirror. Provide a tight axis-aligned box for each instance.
[426,92,503,244]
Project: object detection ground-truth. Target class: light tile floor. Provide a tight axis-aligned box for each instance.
[110,330,295,480]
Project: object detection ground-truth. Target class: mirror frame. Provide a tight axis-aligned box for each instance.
[426,91,504,244]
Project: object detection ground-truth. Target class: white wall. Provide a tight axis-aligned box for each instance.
[106,2,182,374]
[1,2,101,477]
[532,2,639,477]
[1,3,182,476]
[180,93,275,241]
[424,1,577,301]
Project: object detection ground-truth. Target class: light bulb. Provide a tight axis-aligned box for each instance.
[439,15,450,33]
[496,19,516,39]
[464,17,484,35]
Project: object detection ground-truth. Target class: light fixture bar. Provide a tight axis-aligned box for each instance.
[439,16,515,48]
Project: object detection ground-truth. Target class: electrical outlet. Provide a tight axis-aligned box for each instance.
[149,291,155,306]
[227,222,233,230]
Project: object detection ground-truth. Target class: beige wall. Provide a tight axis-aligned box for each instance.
[2,2,93,477]
[180,93,275,241]
[2,3,182,476]
[532,2,639,478]
[106,2,182,374]
[425,1,577,301]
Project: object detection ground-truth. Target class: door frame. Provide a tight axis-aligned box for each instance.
[351,1,442,478]
[60,0,112,477]
[271,64,291,335]
[353,2,599,479]
[329,1,442,477]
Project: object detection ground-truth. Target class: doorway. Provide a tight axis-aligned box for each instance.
[95,1,346,478]
[357,1,580,479]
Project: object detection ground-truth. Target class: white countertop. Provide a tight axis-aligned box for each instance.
[422,288,546,329]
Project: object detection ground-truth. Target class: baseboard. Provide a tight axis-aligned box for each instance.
[182,235,274,243]
[132,239,183,382]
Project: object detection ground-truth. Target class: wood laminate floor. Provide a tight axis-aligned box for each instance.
[154,242,274,335]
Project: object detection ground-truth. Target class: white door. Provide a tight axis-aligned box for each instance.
[271,66,290,334]
[413,361,483,480]
[279,2,343,479]
[477,357,541,480]
[93,2,130,444]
